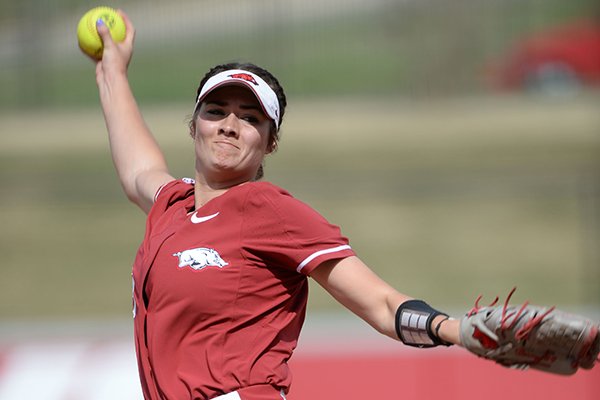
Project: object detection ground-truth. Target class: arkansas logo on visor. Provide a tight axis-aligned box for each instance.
[195,69,280,130]
[228,73,258,85]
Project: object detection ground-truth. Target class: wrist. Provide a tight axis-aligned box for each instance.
[98,72,133,108]
[395,300,453,348]
[433,316,461,346]
[103,69,129,90]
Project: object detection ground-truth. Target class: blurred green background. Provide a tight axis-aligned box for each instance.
[0,0,599,321]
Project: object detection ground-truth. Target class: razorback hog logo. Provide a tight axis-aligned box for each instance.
[173,247,229,271]
[228,73,258,85]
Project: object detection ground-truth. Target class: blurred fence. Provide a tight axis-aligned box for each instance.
[0,0,598,108]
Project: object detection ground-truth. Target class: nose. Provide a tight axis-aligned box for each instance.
[218,113,240,138]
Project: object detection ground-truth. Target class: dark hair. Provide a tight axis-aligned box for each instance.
[188,62,287,180]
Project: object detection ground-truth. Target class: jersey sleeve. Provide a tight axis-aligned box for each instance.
[147,178,194,223]
[241,183,355,275]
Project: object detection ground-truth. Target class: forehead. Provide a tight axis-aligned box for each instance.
[203,85,261,106]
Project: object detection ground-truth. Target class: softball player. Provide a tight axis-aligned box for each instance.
[93,11,598,400]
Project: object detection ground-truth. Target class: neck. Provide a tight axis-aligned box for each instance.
[193,173,252,210]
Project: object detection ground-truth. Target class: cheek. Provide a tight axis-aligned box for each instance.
[254,132,272,156]
[194,120,214,141]
[255,123,273,149]
[238,122,266,146]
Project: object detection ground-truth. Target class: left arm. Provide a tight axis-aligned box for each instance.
[312,256,600,375]
[311,256,461,345]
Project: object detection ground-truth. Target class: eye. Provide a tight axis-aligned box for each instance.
[241,115,259,123]
[206,108,225,116]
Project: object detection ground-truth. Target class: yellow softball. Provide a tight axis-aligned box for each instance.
[77,6,126,60]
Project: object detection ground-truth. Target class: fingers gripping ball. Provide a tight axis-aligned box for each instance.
[77,7,125,60]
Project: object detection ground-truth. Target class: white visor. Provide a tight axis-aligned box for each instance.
[194,69,280,130]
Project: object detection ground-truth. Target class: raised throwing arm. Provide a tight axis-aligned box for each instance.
[95,11,173,213]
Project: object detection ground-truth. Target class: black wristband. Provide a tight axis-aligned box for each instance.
[395,300,452,348]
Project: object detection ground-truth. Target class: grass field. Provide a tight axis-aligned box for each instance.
[1,93,599,319]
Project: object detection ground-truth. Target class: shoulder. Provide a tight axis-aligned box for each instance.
[244,181,290,198]
[239,181,354,275]
[242,181,334,228]
[152,177,194,211]
[242,181,307,213]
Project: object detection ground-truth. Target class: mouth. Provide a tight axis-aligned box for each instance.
[214,140,240,150]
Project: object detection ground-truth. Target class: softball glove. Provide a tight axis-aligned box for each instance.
[460,288,599,375]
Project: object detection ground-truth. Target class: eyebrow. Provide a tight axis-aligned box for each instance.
[205,100,262,112]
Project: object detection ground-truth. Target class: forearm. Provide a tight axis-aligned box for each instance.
[356,286,412,340]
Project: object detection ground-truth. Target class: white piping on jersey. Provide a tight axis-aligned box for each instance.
[213,389,287,400]
[296,244,352,273]
[211,391,241,400]
[210,390,285,400]
[153,183,169,203]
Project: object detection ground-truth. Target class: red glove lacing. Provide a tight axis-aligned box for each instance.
[467,287,555,340]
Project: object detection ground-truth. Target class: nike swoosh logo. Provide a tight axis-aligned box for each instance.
[190,211,220,224]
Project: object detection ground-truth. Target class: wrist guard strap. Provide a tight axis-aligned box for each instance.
[395,300,452,348]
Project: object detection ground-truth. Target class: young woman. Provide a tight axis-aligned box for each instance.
[91,11,533,400]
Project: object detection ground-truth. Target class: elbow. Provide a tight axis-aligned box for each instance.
[120,178,145,208]
[123,185,152,214]
[124,187,140,204]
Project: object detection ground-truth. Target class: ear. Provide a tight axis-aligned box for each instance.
[266,139,278,154]
[189,109,201,139]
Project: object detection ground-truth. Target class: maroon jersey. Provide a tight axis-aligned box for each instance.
[132,179,354,400]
